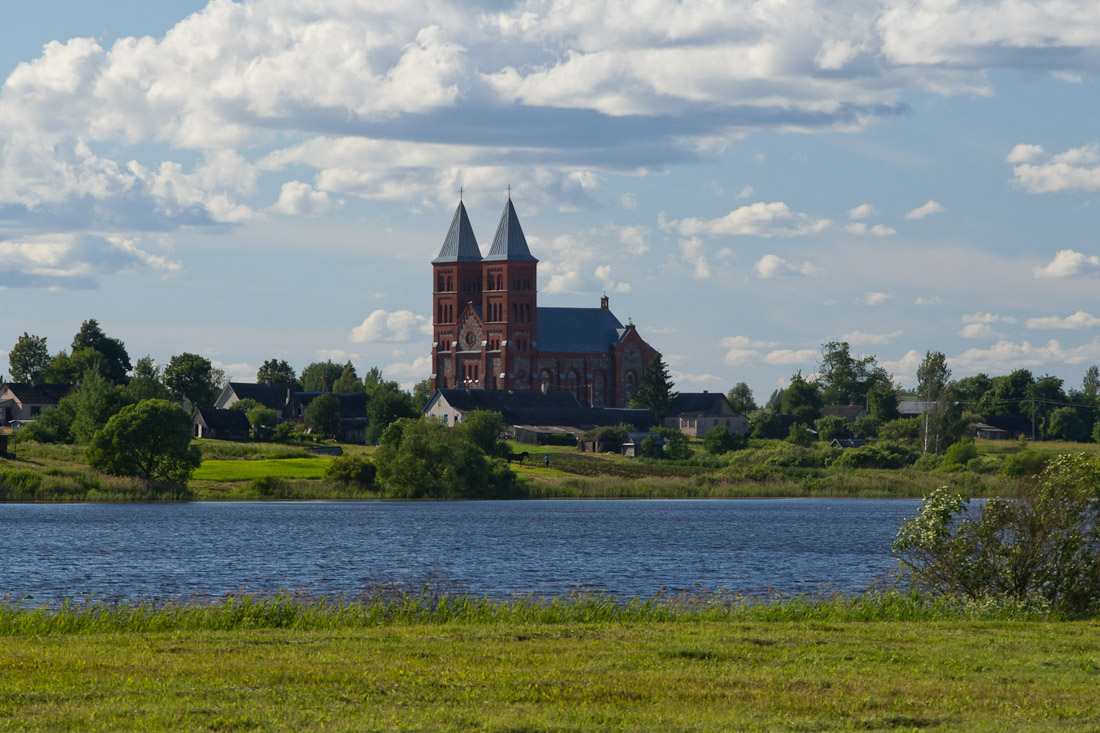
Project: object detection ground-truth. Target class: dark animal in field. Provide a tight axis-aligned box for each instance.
[507,451,530,465]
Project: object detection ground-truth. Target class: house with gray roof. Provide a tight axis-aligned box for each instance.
[663,392,748,438]
[0,382,75,428]
[430,197,659,408]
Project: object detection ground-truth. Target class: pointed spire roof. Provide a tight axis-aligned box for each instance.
[485,198,537,261]
[433,201,482,263]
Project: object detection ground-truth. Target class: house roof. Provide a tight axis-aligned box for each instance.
[537,307,625,353]
[433,201,482,263]
[223,382,296,410]
[432,388,654,430]
[485,198,536,261]
[667,392,737,418]
[0,382,75,405]
[195,408,251,432]
[821,405,865,422]
[293,392,369,419]
[898,401,935,416]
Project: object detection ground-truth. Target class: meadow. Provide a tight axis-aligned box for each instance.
[1,594,1098,730]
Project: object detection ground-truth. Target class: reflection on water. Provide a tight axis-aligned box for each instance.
[0,498,920,604]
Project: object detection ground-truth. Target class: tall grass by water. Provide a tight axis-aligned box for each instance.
[0,589,1062,636]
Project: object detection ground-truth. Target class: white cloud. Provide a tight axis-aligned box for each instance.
[904,200,944,219]
[272,181,334,217]
[675,202,831,239]
[384,355,432,380]
[719,335,779,366]
[754,254,821,279]
[735,185,754,200]
[915,296,941,305]
[841,330,902,345]
[0,233,180,288]
[952,339,1100,373]
[846,222,868,235]
[881,349,924,384]
[959,311,1016,339]
[848,221,895,236]
[1008,143,1100,194]
[1026,311,1100,330]
[763,349,817,365]
[349,309,432,343]
[680,237,712,279]
[861,292,891,306]
[847,203,877,219]
[1033,249,1100,279]
[620,192,638,210]
[869,224,896,236]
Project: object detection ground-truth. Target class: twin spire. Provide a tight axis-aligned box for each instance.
[432,198,537,264]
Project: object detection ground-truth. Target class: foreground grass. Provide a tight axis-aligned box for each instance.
[1,595,1098,730]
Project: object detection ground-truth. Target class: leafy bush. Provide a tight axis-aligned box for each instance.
[851,416,879,439]
[831,442,918,470]
[814,416,850,442]
[324,454,377,489]
[702,425,740,455]
[942,438,978,469]
[764,444,816,468]
[86,399,201,485]
[877,417,920,443]
[1001,449,1050,477]
[894,453,1100,617]
[966,455,1000,474]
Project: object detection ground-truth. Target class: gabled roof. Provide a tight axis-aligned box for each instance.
[821,405,866,422]
[432,389,654,430]
[0,382,75,405]
[485,198,536,261]
[666,392,737,418]
[434,201,483,263]
[195,407,251,433]
[222,382,296,410]
[537,307,625,353]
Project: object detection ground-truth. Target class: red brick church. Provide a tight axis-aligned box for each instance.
[431,198,657,408]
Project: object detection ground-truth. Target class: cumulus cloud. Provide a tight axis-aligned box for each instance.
[847,203,877,219]
[349,309,432,343]
[736,185,754,200]
[753,254,821,279]
[846,222,895,236]
[959,311,1016,339]
[271,181,334,217]
[0,233,180,288]
[1033,249,1100,279]
[620,192,638,210]
[1008,143,1100,194]
[841,330,902,345]
[679,237,712,279]
[861,292,891,306]
[904,200,944,219]
[675,202,830,239]
[1026,311,1100,329]
[881,349,924,384]
[953,339,1100,373]
[915,296,941,305]
[719,335,778,366]
[384,355,432,381]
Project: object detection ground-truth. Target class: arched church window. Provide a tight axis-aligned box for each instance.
[593,372,605,406]
[624,372,636,404]
[566,371,578,399]
[540,370,552,393]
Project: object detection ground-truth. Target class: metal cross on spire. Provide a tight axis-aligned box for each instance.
[459,185,463,201]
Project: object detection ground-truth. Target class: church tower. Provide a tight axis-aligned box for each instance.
[482,197,537,391]
[431,201,482,392]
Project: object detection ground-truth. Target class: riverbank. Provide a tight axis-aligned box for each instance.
[1,594,1097,730]
[0,436,1077,501]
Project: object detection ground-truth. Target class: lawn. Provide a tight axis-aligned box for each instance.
[191,457,332,482]
[2,618,1098,730]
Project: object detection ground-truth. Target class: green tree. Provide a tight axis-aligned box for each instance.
[702,425,742,455]
[300,361,343,392]
[781,371,822,424]
[86,399,201,485]
[749,410,782,439]
[247,406,278,432]
[866,384,900,422]
[630,352,677,419]
[954,373,993,409]
[164,353,221,411]
[1045,407,1087,443]
[256,358,297,385]
[412,378,434,410]
[8,333,50,383]
[462,410,509,458]
[818,341,890,406]
[814,415,849,442]
[1082,365,1100,402]
[917,351,951,454]
[894,454,1100,617]
[786,422,814,446]
[362,366,386,397]
[332,361,364,393]
[71,319,131,384]
[42,347,114,384]
[979,369,1034,417]
[374,418,516,498]
[303,394,341,439]
[67,369,133,444]
[230,398,261,412]
[726,382,756,415]
[125,356,170,402]
[366,383,418,444]
[324,454,377,490]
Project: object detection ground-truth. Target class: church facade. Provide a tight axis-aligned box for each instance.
[431,199,657,408]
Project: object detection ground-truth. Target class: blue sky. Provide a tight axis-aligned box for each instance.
[2,0,1100,404]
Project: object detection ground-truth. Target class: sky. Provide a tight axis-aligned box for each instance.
[2,0,1100,403]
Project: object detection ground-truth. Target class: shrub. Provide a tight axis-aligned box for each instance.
[324,454,377,489]
[831,442,918,470]
[894,453,1100,617]
[702,425,736,455]
[1001,449,1050,477]
[942,438,978,469]
[85,399,201,485]
[814,416,850,442]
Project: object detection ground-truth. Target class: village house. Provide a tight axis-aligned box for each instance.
[820,405,867,423]
[662,392,748,438]
[0,383,75,429]
[193,407,252,441]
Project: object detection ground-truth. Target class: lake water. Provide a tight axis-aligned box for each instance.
[0,499,922,604]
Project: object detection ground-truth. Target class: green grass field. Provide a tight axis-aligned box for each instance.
[2,608,1098,730]
[191,456,333,482]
